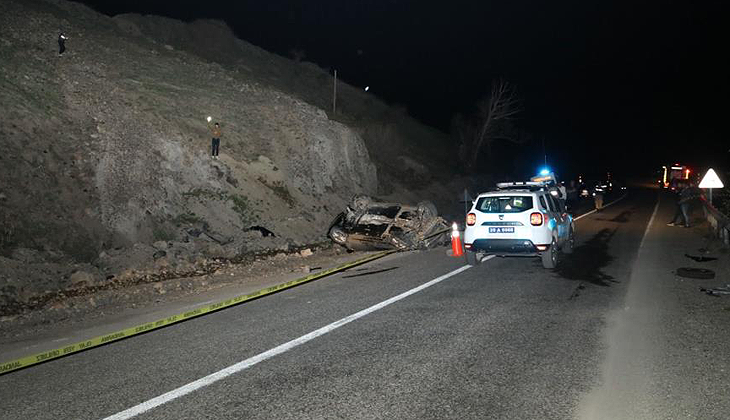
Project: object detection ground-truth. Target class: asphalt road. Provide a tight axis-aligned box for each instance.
[1,190,657,420]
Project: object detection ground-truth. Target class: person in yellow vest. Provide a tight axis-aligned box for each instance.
[207,120,222,159]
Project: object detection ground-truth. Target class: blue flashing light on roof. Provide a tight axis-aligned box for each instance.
[539,168,550,176]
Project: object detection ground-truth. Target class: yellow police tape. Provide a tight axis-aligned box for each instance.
[0,250,396,375]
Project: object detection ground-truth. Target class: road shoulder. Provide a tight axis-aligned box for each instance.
[0,247,397,368]
[578,193,730,419]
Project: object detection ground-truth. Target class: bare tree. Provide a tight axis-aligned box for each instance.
[456,79,523,170]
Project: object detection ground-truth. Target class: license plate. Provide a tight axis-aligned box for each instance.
[489,227,514,233]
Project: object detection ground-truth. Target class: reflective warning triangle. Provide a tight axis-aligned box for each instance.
[699,168,724,188]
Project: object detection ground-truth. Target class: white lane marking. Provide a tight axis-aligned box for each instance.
[574,194,628,221]
[479,255,497,263]
[638,194,660,251]
[102,264,474,420]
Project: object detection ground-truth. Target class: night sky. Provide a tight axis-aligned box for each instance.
[78,0,729,178]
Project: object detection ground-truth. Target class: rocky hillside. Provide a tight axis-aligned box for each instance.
[0,0,460,311]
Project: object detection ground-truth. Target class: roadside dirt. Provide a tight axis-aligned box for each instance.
[0,243,364,344]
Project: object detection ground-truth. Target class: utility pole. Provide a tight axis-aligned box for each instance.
[332,69,337,115]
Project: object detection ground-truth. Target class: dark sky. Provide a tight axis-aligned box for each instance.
[78,0,729,178]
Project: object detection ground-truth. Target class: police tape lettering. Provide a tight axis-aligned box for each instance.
[135,323,155,333]
[0,361,22,373]
[183,309,201,318]
[100,332,125,343]
[36,350,61,362]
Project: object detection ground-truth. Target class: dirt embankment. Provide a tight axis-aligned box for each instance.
[0,0,470,316]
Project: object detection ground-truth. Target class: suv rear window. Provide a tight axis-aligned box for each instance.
[475,196,534,213]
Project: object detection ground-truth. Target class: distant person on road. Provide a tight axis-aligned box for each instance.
[208,121,221,159]
[667,181,702,227]
[667,181,686,226]
[58,32,68,56]
[593,184,604,211]
[566,180,578,212]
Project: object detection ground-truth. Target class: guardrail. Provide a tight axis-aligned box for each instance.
[702,196,730,245]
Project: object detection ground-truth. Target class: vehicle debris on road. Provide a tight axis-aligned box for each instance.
[700,285,730,296]
[676,267,716,279]
[685,253,718,262]
[327,195,450,251]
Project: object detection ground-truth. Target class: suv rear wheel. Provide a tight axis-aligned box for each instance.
[465,250,482,266]
[541,238,558,269]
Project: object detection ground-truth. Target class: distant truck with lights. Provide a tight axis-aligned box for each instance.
[660,164,691,189]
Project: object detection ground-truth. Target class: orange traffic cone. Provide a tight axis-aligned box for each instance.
[450,222,464,257]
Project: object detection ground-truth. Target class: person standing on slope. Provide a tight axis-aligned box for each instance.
[58,32,68,56]
[207,120,222,159]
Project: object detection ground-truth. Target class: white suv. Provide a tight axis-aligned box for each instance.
[463,182,575,268]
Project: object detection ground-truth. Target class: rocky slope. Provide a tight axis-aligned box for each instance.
[0,0,462,314]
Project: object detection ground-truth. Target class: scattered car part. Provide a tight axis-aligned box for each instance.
[700,285,730,296]
[685,254,717,262]
[676,267,715,279]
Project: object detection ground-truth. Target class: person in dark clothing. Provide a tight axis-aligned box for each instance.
[207,121,222,159]
[667,181,702,227]
[566,180,578,212]
[58,32,68,55]
[667,181,686,226]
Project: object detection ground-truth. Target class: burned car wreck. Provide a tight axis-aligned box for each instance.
[328,195,450,251]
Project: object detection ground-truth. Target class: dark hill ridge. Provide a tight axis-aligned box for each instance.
[0,0,459,311]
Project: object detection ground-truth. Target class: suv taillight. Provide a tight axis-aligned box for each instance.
[466,213,476,226]
[530,212,543,226]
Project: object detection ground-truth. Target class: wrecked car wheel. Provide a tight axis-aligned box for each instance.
[417,200,438,219]
[350,195,372,212]
[328,226,348,246]
[327,213,349,247]
[327,213,349,245]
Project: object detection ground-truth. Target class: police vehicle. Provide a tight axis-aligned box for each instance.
[463,174,575,269]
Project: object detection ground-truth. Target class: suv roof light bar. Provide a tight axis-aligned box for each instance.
[496,181,549,190]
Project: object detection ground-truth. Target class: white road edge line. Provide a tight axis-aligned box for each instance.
[638,193,660,251]
[574,194,628,221]
[102,264,476,420]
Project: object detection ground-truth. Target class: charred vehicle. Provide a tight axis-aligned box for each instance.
[328,195,450,251]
